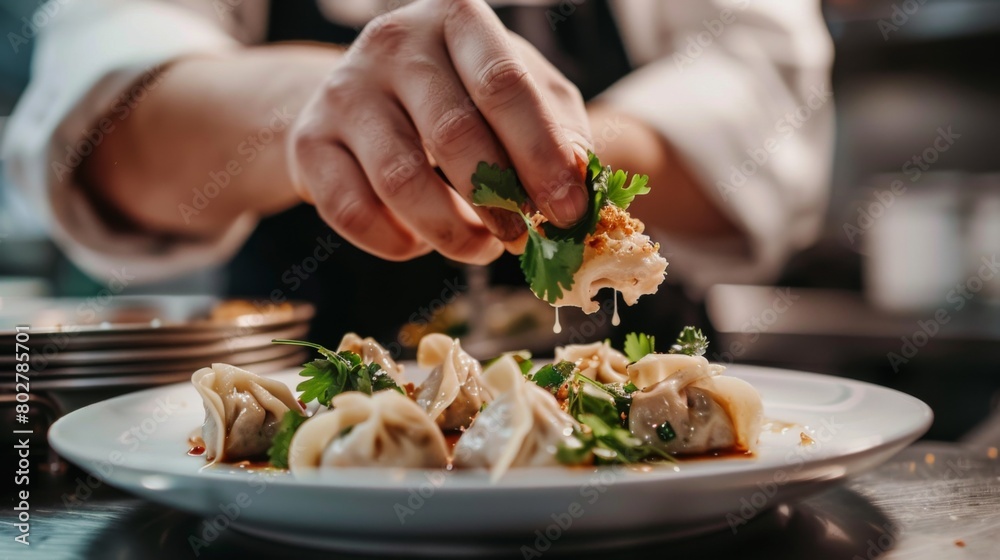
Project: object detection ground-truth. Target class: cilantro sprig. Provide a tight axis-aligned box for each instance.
[667,327,709,357]
[557,414,672,466]
[272,339,402,407]
[471,152,650,303]
[623,332,656,363]
[529,361,668,466]
[267,410,307,468]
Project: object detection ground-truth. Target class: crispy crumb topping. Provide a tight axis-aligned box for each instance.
[585,205,655,256]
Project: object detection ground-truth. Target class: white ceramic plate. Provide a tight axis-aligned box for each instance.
[49,364,932,556]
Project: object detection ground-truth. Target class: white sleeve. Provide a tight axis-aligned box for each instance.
[606,0,834,295]
[0,0,253,285]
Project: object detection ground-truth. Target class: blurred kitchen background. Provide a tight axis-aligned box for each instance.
[2,0,1000,442]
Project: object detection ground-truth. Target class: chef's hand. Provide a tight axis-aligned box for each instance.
[286,0,591,265]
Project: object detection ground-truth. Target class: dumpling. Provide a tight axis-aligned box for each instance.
[453,355,578,481]
[626,354,763,455]
[337,332,404,383]
[554,340,629,384]
[192,363,303,464]
[554,205,667,313]
[412,333,490,430]
[287,390,448,471]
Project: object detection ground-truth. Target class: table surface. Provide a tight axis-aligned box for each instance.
[3,441,999,560]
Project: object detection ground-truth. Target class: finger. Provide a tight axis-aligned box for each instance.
[442,0,588,228]
[343,95,505,265]
[291,138,431,261]
[387,41,525,241]
[508,33,592,154]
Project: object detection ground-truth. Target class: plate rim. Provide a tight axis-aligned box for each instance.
[48,363,933,491]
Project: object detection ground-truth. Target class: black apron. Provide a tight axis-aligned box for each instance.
[226,1,634,349]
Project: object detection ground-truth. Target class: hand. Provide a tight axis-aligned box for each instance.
[286,0,591,265]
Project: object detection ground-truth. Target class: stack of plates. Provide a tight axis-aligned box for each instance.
[0,296,314,416]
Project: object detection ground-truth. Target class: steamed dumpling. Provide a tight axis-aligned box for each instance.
[453,356,578,481]
[192,363,303,464]
[553,205,667,313]
[554,340,628,384]
[626,354,763,455]
[287,390,448,471]
[413,333,490,430]
[337,332,404,383]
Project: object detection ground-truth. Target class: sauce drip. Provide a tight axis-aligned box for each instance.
[187,445,206,456]
[611,290,621,326]
[553,307,562,334]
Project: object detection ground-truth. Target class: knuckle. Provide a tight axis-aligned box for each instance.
[443,0,480,27]
[289,121,328,159]
[429,106,483,156]
[326,197,373,238]
[322,73,361,109]
[477,58,531,108]
[357,13,411,53]
[549,73,582,104]
[379,154,426,199]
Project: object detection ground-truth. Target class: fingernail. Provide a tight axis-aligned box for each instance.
[542,180,588,226]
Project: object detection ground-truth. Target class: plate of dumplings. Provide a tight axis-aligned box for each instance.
[50,331,932,556]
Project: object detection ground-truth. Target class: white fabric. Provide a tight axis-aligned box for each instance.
[0,0,833,291]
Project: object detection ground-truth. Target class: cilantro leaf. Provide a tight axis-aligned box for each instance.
[668,326,709,357]
[521,229,583,303]
[296,359,343,407]
[470,152,650,305]
[605,170,650,209]
[470,162,526,213]
[267,410,307,468]
[623,332,656,363]
[531,360,577,393]
[273,339,403,407]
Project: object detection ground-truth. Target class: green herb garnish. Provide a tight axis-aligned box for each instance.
[471,152,650,303]
[667,327,709,357]
[272,339,402,406]
[267,410,307,468]
[530,360,576,393]
[557,414,672,466]
[605,381,639,425]
[656,421,677,442]
[623,332,656,363]
[483,350,535,377]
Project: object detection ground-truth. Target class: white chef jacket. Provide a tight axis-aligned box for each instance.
[0,0,834,295]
